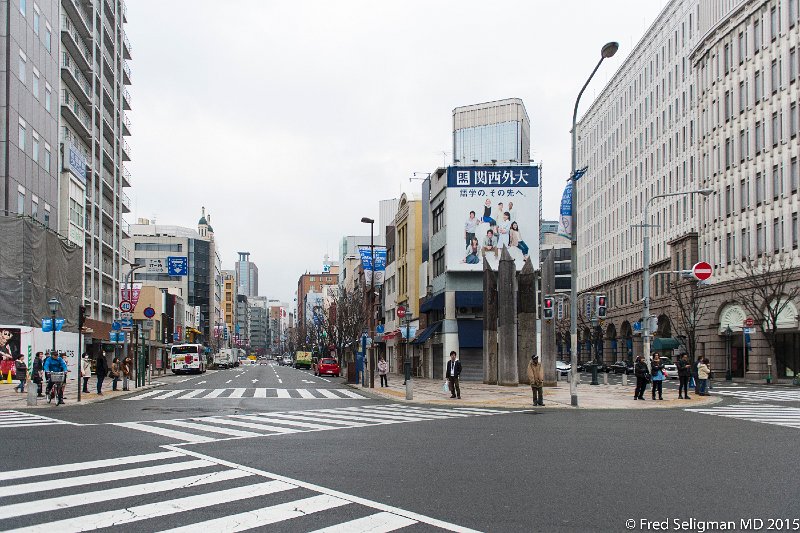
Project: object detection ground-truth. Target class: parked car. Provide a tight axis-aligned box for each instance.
[662,360,678,379]
[282,355,293,366]
[610,360,634,374]
[315,358,341,377]
[556,360,571,376]
[578,360,610,372]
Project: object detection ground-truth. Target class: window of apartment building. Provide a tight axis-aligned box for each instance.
[794,213,799,249]
[754,18,762,52]
[792,103,799,137]
[738,31,745,63]
[756,172,764,203]
[725,185,732,216]
[18,52,25,84]
[792,157,799,193]
[432,202,445,234]
[772,112,780,146]
[791,48,798,81]
[738,81,746,113]
[742,228,750,259]
[792,0,799,26]
[43,204,49,227]
[17,189,24,215]
[725,138,733,169]
[740,177,749,210]
[33,4,39,34]
[755,121,764,152]
[773,164,782,199]
[18,120,25,151]
[724,43,731,73]
[726,233,733,265]
[32,68,39,99]
[755,70,763,101]
[771,6,779,40]
[31,196,38,219]
[757,223,765,255]
[44,83,51,112]
[724,90,731,121]
[771,60,779,94]
[433,248,445,277]
[43,143,50,172]
[739,129,746,162]
[32,131,38,163]
[20,0,25,15]
[774,218,782,252]
[44,23,51,53]
[69,197,83,228]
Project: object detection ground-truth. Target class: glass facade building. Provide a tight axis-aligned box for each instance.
[452,98,530,165]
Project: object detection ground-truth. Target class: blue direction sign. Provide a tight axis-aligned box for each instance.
[167,256,188,276]
[41,318,65,332]
[120,318,134,331]
[111,321,121,331]
[633,321,642,332]
[173,332,181,342]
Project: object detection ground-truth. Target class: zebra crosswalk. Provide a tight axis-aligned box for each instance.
[0,449,477,532]
[0,410,73,428]
[686,404,800,430]
[709,388,800,403]
[123,387,368,400]
[112,404,513,444]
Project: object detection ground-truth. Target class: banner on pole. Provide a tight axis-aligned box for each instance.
[557,181,573,240]
[358,246,387,286]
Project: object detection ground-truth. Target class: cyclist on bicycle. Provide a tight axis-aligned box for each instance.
[43,351,68,404]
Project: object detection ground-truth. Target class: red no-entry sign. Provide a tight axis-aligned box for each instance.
[396,306,406,318]
[692,261,713,281]
[744,317,754,328]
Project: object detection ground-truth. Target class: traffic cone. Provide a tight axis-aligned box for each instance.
[4,370,11,384]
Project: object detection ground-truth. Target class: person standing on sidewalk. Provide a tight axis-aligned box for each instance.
[526,355,544,406]
[122,355,133,391]
[634,355,649,400]
[445,351,462,399]
[80,354,91,393]
[650,354,665,400]
[377,357,388,387]
[692,355,702,394]
[95,353,108,395]
[110,357,121,391]
[697,358,711,396]
[677,354,692,399]
[32,352,44,397]
[13,357,27,393]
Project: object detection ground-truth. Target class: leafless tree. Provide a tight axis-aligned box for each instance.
[322,286,367,365]
[733,255,800,364]
[668,275,708,360]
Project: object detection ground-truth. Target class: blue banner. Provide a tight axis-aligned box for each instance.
[41,318,65,332]
[358,246,387,286]
[446,166,539,188]
[557,181,573,240]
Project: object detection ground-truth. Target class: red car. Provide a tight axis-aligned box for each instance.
[315,358,340,377]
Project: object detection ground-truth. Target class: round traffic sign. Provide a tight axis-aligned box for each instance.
[143,306,156,318]
[119,300,132,312]
[745,317,754,328]
[692,261,713,281]
[396,306,406,318]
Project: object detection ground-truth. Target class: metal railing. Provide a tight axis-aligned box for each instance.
[122,166,131,186]
[61,50,92,97]
[123,113,131,134]
[60,90,91,131]
[60,13,92,65]
[122,60,131,83]
[121,139,131,159]
[122,87,132,108]
[120,191,131,211]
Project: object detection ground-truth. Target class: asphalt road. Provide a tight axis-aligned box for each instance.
[2,362,798,532]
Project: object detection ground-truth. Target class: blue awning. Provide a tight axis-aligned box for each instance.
[411,321,442,345]
[420,293,445,313]
[457,319,483,348]
[455,291,483,308]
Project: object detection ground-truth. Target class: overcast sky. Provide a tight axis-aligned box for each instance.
[126,0,666,303]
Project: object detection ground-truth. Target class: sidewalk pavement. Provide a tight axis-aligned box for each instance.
[349,373,722,409]
[0,371,194,410]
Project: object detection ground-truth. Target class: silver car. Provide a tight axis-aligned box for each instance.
[556,360,571,376]
[662,360,678,379]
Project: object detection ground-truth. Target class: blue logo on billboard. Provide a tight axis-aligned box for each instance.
[447,166,539,188]
[68,145,87,183]
[167,256,188,276]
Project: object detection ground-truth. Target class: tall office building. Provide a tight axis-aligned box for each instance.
[235,251,258,297]
[60,0,133,325]
[452,98,531,165]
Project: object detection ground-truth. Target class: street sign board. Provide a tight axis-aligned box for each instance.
[396,306,406,318]
[744,317,754,328]
[120,318,134,331]
[143,306,156,318]
[120,312,133,320]
[692,261,713,281]
[167,256,188,276]
[119,300,132,312]
[173,332,181,342]
[142,319,154,331]
[111,321,121,331]
[633,321,642,332]
[743,327,754,334]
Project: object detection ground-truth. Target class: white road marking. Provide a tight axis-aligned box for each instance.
[153,390,185,400]
[254,387,267,398]
[296,388,315,399]
[276,388,291,398]
[204,388,227,398]
[113,422,217,444]
[176,389,204,399]
[229,388,247,398]
[308,511,417,533]
[337,389,369,399]
[225,379,233,384]
[0,451,183,482]
[157,419,262,438]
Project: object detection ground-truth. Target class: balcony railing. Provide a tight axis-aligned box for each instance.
[122,166,131,187]
[122,113,131,135]
[60,50,92,98]
[122,87,131,109]
[60,89,91,132]
[120,218,130,235]
[60,13,92,67]
[121,139,131,160]
[122,60,131,84]
[123,33,132,59]
[120,191,131,212]
[121,245,131,262]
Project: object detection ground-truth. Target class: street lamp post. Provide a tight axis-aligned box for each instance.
[569,41,619,407]
[723,326,733,381]
[47,298,61,354]
[361,216,375,388]
[121,263,143,367]
[641,189,713,367]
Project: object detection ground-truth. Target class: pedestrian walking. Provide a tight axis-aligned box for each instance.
[633,355,649,400]
[122,355,133,391]
[677,354,692,399]
[445,351,462,399]
[32,352,44,397]
[650,354,665,400]
[80,354,91,393]
[377,357,388,387]
[692,355,702,394]
[13,357,27,393]
[95,353,108,395]
[697,358,711,396]
[110,357,121,391]
[526,354,544,406]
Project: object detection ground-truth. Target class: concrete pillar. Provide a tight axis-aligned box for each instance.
[497,247,518,386]
[443,291,459,378]
[483,258,498,384]
[517,257,536,384]
[603,337,614,364]
[540,251,557,386]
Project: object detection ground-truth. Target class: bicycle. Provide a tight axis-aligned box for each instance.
[47,372,66,405]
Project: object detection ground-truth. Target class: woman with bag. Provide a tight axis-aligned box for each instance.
[650,354,665,400]
[633,355,650,400]
[95,353,108,395]
[80,354,91,393]
[697,358,711,396]
[13,357,27,393]
[122,355,133,391]
[377,357,388,387]
[110,357,122,391]
[31,352,44,397]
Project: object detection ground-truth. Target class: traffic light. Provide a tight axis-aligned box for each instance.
[543,297,554,320]
[78,305,86,329]
[596,295,607,318]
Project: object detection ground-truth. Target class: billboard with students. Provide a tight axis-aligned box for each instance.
[445,165,540,272]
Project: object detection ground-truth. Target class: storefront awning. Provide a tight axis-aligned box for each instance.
[420,293,445,313]
[411,321,442,345]
[457,319,483,348]
[455,291,483,308]
[652,337,680,351]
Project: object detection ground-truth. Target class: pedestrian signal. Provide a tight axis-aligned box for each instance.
[543,297,554,320]
[596,295,607,318]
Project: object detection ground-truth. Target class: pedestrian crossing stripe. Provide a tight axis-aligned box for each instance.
[123,388,368,401]
[111,404,514,445]
[709,389,800,402]
[0,410,74,428]
[686,404,800,429]
[0,449,479,532]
